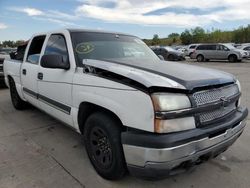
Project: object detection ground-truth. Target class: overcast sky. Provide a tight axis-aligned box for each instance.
[0,0,250,41]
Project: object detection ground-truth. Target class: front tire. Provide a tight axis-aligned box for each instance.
[228,55,237,63]
[168,54,175,61]
[9,78,27,110]
[84,112,126,180]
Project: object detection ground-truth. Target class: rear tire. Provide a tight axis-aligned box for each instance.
[197,55,204,62]
[9,78,28,110]
[168,54,175,61]
[228,55,237,63]
[84,112,126,180]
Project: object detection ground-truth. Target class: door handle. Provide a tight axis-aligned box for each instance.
[22,69,26,75]
[37,72,43,80]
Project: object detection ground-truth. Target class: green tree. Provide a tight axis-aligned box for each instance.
[168,33,180,38]
[152,34,160,45]
[180,29,192,45]
[191,27,205,43]
[2,40,15,48]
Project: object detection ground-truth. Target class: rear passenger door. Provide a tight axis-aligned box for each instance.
[38,33,74,126]
[205,45,216,59]
[21,35,46,108]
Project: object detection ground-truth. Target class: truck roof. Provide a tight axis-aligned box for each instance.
[31,28,135,38]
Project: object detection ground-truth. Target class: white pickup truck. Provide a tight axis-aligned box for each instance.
[3,29,248,180]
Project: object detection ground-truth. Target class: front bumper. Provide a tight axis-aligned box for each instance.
[122,107,248,179]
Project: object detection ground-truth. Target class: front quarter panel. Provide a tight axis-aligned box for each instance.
[73,69,155,132]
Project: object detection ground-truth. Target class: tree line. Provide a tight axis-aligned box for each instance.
[0,40,26,48]
[143,25,250,46]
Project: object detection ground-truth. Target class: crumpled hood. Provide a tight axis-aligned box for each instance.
[82,59,235,92]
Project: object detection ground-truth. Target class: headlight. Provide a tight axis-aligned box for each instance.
[236,79,241,106]
[151,93,191,111]
[236,79,241,92]
[151,93,194,133]
[155,117,196,133]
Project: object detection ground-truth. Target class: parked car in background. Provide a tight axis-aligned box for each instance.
[174,45,188,54]
[192,43,249,62]
[238,45,250,58]
[186,44,199,56]
[152,46,185,61]
[0,48,16,86]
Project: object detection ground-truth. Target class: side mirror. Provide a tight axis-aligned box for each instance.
[158,55,165,60]
[41,54,70,70]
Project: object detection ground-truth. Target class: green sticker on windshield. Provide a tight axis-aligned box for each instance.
[76,43,94,54]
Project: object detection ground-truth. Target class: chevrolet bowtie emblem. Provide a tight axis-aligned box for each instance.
[220,97,229,107]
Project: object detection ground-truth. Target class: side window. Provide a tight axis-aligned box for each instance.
[207,45,216,50]
[44,34,69,64]
[26,35,46,64]
[217,45,228,51]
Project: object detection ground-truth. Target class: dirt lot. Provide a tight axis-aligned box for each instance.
[0,61,250,188]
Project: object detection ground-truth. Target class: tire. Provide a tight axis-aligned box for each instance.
[228,55,237,63]
[189,52,193,57]
[84,112,126,180]
[197,55,204,62]
[9,78,27,110]
[168,54,175,61]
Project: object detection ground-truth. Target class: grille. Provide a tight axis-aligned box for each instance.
[193,84,239,124]
[199,103,236,123]
[193,84,239,106]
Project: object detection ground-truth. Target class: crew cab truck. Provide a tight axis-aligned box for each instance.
[4,29,248,180]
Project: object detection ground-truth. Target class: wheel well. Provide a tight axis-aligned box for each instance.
[77,102,124,134]
[228,54,237,58]
[197,54,204,58]
[7,75,14,85]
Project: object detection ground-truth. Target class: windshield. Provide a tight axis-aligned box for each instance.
[223,43,235,50]
[71,32,159,66]
[164,46,175,51]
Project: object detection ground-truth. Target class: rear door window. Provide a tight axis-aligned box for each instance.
[26,36,46,64]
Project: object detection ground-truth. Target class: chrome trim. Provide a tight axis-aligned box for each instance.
[123,119,246,167]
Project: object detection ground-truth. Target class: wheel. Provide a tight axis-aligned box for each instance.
[84,112,126,180]
[228,55,237,62]
[9,78,27,110]
[197,55,204,62]
[189,52,193,57]
[168,54,175,61]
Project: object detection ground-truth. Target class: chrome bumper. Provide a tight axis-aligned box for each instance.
[123,118,247,177]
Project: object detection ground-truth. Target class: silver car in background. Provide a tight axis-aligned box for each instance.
[191,43,249,62]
